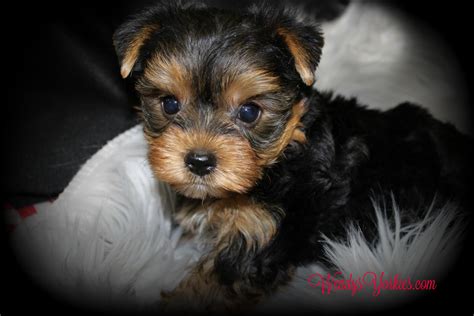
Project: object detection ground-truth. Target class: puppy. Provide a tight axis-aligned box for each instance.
[113,1,473,312]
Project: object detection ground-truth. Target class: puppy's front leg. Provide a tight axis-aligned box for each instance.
[161,196,286,312]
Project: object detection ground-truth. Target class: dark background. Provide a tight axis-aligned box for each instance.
[2,1,473,315]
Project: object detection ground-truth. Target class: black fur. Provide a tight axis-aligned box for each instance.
[113,1,473,311]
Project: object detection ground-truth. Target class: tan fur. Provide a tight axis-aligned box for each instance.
[176,195,283,251]
[221,69,280,107]
[277,28,315,86]
[143,55,193,105]
[120,24,159,78]
[292,127,307,144]
[147,126,262,199]
[162,196,284,311]
[161,256,262,312]
[256,99,308,165]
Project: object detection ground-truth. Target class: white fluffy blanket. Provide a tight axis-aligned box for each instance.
[8,2,467,313]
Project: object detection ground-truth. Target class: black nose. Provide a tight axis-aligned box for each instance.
[184,150,217,176]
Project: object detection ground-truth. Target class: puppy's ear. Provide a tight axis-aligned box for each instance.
[250,5,324,86]
[276,25,323,86]
[113,2,208,79]
[113,11,160,79]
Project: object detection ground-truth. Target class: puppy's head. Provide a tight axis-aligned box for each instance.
[114,2,323,199]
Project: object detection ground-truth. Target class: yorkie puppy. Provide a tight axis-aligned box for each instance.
[113,1,472,312]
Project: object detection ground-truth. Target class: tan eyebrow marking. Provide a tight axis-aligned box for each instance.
[221,69,280,107]
[143,54,193,104]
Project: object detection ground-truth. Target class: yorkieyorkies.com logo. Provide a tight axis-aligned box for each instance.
[307,272,437,297]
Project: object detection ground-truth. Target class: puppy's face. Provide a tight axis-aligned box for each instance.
[114,3,323,199]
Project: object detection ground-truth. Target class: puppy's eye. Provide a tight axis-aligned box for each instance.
[237,102,261,124]
[162,96,181,115]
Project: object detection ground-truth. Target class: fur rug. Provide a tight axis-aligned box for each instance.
[9,2,468,313]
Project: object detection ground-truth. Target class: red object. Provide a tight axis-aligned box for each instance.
[17,205,37,219]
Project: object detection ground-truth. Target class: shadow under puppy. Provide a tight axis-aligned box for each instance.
[113,1,473,312]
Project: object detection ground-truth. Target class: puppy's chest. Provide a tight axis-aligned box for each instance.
[174,196,283,251]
